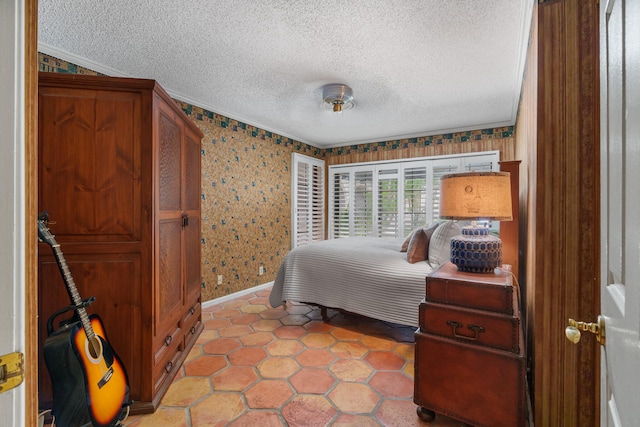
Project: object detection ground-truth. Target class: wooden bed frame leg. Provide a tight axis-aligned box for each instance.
[416,406,435,422]
[321,306,328,321]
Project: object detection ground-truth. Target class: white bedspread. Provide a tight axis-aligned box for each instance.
[269,237,433,327]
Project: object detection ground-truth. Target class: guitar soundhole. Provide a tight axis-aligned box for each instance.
[87,337,103,361]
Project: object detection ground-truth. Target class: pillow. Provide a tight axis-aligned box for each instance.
[401,228,420,252]
[428,220,462,268]
[406,222,440,263]
[406,229,429,263]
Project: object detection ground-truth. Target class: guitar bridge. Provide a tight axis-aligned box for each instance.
[98,366,114,389]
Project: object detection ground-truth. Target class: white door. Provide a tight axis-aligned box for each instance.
[0,0,27,426]
[599,0,640,425]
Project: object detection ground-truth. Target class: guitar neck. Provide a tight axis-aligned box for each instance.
[51,244,95,341]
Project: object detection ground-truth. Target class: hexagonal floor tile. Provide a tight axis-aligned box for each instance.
[365,351,406,370]
[328,382,379,413]
[227,411,285,427]
[265,339,304,356]
[203,337,241,354]
[330,359,373,382]
[228,346,268,366]
[190,392,245,426]
[250,319,283,331]
[161,376,212,407]
[257,357,300,378]
[301,333,336,349]
[183,354,227,376]
[211,366,258,391]
[295,348,336,367]
[244,379,294,409]
[289,368,335,394]
[281,395,337,427]
[273,325,307,339]
[369,371,414,398]
[239,331,275,346]
[330,341,368,359]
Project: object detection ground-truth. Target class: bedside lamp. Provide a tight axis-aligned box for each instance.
[439,172,512,273]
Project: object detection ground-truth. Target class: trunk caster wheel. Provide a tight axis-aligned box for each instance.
[416,406,435,422]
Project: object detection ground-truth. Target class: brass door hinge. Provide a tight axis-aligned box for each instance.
[0,352,24,393]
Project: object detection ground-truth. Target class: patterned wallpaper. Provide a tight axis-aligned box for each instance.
[38,53,516,302]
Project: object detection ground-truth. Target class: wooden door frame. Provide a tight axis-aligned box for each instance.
[534,0,600,425]
[25,0,38,425]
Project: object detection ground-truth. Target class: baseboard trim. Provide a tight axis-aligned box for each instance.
[202,281,274,309]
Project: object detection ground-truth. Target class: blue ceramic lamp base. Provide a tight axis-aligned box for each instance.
[449,226,502,273]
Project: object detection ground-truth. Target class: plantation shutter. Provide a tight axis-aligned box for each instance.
[377,168,399,237]
[353,170,373,236]
[292,153,325,247]
[327,151,499,238]
[310,163,324,242]
[402,166,427,235]
[431,163,459,222]
[331,171,351,238]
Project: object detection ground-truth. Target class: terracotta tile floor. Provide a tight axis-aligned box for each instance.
[122,287,463,427]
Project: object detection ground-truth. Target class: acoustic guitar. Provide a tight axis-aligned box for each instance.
[38,217,130,427]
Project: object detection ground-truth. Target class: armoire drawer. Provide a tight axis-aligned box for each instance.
[154,323,182,365]
[183,300,202,347]
[153,343,183,394]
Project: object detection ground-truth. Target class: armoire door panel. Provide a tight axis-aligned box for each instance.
[37,252,141,405]
[185,216,201,297]
[157,108,182,212]
[158,219,183,322]
[39,90,140,240]
[184,131,201,211]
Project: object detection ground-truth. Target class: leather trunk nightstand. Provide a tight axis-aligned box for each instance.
[414,262,527,427]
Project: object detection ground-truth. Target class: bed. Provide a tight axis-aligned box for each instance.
[269,161,520,327]
[269,220,462,327]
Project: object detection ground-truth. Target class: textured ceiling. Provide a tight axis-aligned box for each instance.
[38,0,533,148]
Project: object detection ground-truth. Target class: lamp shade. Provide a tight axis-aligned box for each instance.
[439,172,512,221]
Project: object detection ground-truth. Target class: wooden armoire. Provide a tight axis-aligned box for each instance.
[37,72,204,414]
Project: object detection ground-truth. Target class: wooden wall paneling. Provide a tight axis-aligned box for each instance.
[535,1,600,426]
[514,1,537,415]
[499,160,521,281]
[324,138,516,167]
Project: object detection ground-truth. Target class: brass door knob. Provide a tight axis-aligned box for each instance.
[565,315,606,346]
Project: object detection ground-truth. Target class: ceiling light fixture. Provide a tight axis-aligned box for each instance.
[321,83,354,113]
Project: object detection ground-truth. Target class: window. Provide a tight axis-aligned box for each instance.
[328,151,499,239]
[292,153,325,247]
